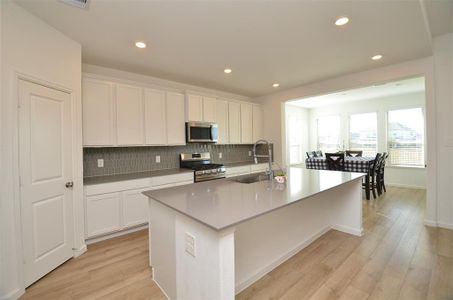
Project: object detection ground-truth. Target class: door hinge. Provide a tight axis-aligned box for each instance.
[19,176,22,187]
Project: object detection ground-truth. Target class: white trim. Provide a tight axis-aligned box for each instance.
[0,288,24,300]
[85,224,148,245]
[437,222,453,231]
[386,165,426,169]
[424,219,438,227]
[152,277,170,300]
[72,244,87,258]
[424,220,453,231]
[234,225,331,295]
[386,183,426,189]
[331,224,364,237]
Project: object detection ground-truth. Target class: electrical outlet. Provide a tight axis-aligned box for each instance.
[185,232,196,257]
[218,152,223,159]
[248,151,252,156]
[97,159,104,168]
[155,155,161,163]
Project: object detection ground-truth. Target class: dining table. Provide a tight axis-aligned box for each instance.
[305,156,375,200]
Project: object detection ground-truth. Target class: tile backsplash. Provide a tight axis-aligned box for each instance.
[83,144,272,177]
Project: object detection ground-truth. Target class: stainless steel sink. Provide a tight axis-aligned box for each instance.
[230,173,270,184]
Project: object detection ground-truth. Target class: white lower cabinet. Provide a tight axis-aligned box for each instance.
[122,188,149,228]
[84,173,193,240]
[86,192,122,238]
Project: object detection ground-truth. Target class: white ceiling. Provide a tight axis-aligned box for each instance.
[288,76,425,109]
[14,0,447,97]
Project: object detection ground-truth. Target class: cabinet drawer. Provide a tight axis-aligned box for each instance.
[225,165,251,177]
[152,173,193,187]
[85,178,151,196]
[86,192,121,238]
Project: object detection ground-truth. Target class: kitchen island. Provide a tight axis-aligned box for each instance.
[143,167,364,299]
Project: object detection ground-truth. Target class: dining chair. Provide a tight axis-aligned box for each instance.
[345,150,363,157]
[377,152,389,193]
[325,153,345,171]
[313,150,323,157]
[362,153,382,199]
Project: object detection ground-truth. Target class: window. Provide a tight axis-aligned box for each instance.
[317,115,341,153]
[349,112,377,157]
[288,115,304,164]
[387,108,424,166]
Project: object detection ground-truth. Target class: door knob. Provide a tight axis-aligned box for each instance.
[65,181,74,188]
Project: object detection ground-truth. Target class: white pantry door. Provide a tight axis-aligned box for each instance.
[19,80,74,287]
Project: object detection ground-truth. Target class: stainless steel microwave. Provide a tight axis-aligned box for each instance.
[186,122,219,143]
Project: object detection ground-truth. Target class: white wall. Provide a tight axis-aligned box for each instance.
[255,57,438,226]
[305,92,426,188]
[284,104,310,165]
[0,1,82,298]
[433,32,453,230]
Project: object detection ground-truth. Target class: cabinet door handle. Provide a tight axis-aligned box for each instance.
[65,181,74,188]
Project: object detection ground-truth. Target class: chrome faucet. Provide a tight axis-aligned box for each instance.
[253,139,273,180]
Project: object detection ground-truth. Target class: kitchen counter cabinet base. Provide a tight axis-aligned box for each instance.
[148,177,362,299]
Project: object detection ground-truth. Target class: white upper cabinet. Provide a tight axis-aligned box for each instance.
[228,102,241,144]
[144,88,166,145]
[167,92,186,145]
[241,103,253,144]
[203,96,216,122]
[82,78,114,146]
[82,75,262,147]
[252,104,264,142]
[187,94,203,121]
[115,84,144,145]
[215,100,229,144]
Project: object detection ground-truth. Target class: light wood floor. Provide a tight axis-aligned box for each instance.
[20,187,453,300]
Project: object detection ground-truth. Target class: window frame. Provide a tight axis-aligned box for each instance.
[316,114,342,153]
[348,111,378,157]
[386,106,426,168]
[287,114,304,165]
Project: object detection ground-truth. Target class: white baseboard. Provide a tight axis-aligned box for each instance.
[386,183,426,189]
[73,244,87,257]
[424,219,438,227]
[85,224,148,245]
[234,225,331,295]
[332,224,363,237]
[424,219,453,231]
[437,222,453,230]
[0,287,24,300]
[152,278,170,300]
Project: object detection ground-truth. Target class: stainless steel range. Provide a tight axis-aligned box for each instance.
[180,152,226,182]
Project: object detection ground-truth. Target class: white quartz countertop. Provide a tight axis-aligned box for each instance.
[143,167,365,231]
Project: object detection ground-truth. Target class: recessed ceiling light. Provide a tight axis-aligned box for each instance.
[371,54,383,60]
[135,41,147,49]
[224,68,232,74]
[335,17,349,26]
[272,83,280,88]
